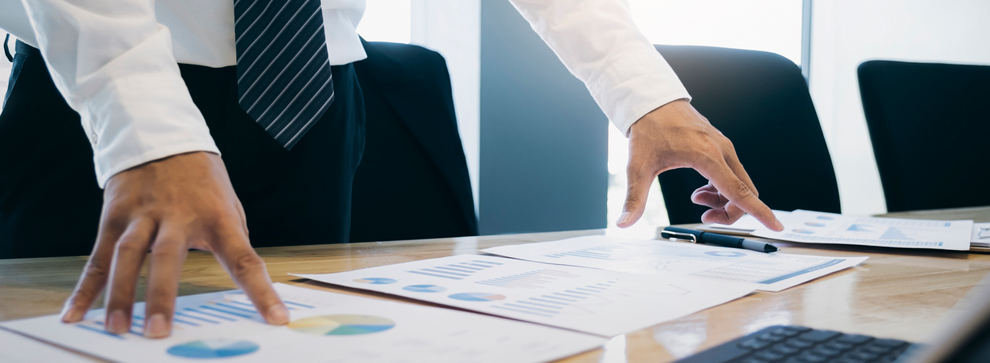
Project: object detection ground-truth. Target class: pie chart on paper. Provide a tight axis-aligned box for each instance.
[288,314,395,336]
[166,339,260,358]
[403,284,447,293]
[353,278,397,284]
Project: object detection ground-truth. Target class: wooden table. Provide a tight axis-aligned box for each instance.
[2,206,989,362]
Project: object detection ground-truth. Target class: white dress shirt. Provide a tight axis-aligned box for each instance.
[0,0,689,187]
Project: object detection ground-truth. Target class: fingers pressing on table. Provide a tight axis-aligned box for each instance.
[213,226,289,326]
[143,224,189,338]
[104,219,156,335]
[60,215,136,325]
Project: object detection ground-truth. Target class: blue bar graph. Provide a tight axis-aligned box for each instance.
[408,260,501,280]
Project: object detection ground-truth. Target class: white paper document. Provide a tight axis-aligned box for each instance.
[973,223,990,248]
[483,236,867,292]
[752,210,973,251]
[699,210,793,235]
[0,283,605,363]
[293,255,754,337]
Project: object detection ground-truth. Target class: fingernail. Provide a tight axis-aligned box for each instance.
[773,219,785,231]
[267,304,289,325]
[617,212,632,226]
[144,314,169,339]
[107,310,128,335]
[61,305,82,323]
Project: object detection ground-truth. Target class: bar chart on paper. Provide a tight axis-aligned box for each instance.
[293,255,755,336]
[0,284,606,363]
[482,236,867,292]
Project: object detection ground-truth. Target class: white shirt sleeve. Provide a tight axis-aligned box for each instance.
[20,0,219,188]
[508,0,691,136]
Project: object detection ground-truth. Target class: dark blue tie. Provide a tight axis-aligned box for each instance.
[233,0,334,149]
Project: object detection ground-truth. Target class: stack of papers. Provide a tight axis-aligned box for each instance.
[704,210,980,251]
[973,223,990,248]
[0,283,605,363]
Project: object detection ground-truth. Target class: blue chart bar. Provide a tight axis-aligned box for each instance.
[185,308,237,322]
[176,312,219,324]
[201,305,253,319]
[215,303,256,314]
[408,260,501,280]
[285,301,314,309]
[476,269,581,289]
[173,318,200,327]
[74,297,319,340]
[75,324,125,340]
[757,259,843,284]
[229,300,258,309]
[545,246,616,260]
[491,284,612,318]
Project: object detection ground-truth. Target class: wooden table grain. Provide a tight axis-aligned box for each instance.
[2,207,989,362]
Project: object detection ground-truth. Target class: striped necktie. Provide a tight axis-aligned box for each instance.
[233,0,335,149]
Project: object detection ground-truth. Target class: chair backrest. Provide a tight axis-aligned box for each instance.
[349,41,478,242]
[654,45,840,224]
[858,60,990,212]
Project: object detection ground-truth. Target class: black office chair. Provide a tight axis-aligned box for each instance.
[654,45,841,224]
[858,60,990,212]
[349,40,478,242]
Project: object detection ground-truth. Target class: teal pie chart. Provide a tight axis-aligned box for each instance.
[353,278,397,284]
[403,284,447,293]
[449,292,506,302]
[288,314,396,336]
[166,339,259,359]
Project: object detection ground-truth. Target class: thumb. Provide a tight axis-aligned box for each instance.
[618,165,654,228]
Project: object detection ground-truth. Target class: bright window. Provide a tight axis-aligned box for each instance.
[356,0,411,44]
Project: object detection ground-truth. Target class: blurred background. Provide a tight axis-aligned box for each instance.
[3,0,988,236]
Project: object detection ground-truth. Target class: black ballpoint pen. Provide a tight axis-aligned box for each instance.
[660,226,779,253]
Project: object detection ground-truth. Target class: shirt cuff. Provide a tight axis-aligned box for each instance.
[587,46,692,137]
[80,72,220,188]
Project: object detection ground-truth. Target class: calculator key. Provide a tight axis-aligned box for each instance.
[799,330,842,342]
[758,332,788,342]
[755,351,785,361]
[871,339,908,348]
[771,345,800,355]
[864,344,891,354]
[770,327,800,337]
[739,338,772,350]
[810,346,840,357]
[785,338,814,349]
[738,358,770,363]
[848,350,879,360]
[836,334,873,345]
[796,353,827,363]
[824,341,854,351]
[783,326,813,333]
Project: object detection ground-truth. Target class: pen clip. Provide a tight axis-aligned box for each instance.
[661,229,698,243]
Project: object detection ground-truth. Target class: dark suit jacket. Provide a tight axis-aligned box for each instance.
[349,40,478,242]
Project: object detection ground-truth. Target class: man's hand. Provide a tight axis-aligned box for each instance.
[617,100,784,231]
[59,152,288,338]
